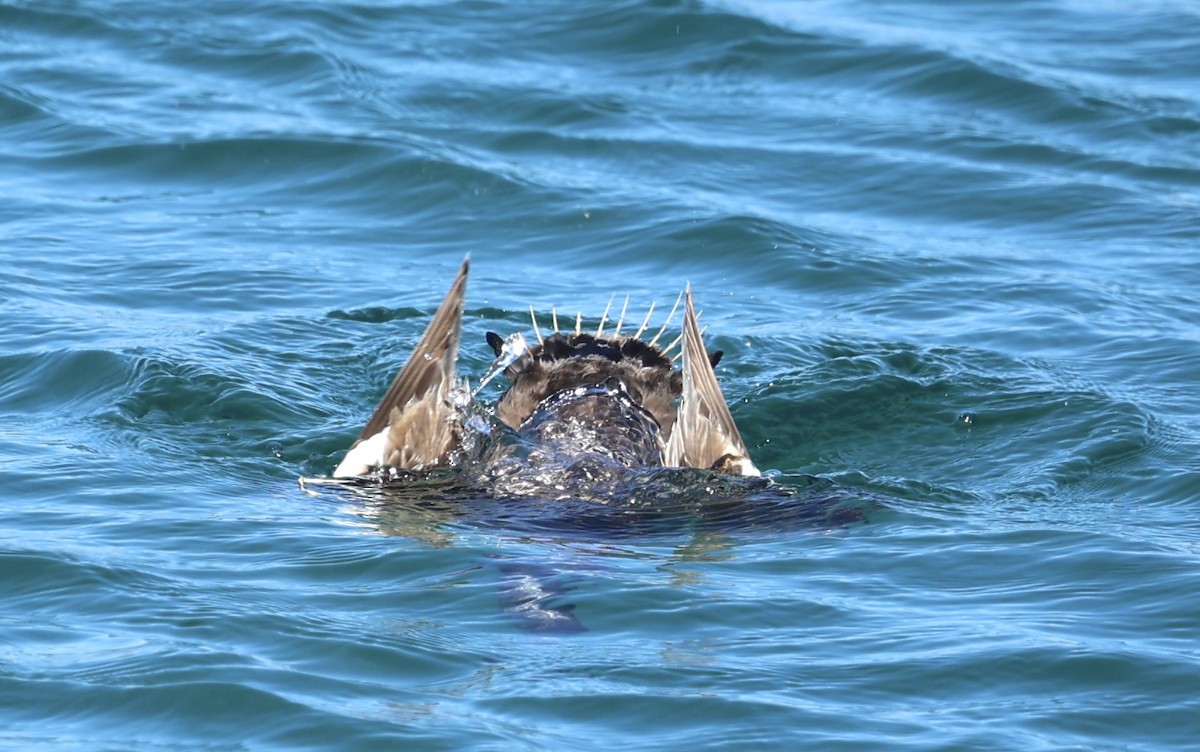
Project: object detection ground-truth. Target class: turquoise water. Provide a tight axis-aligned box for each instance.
[3,0,1200,749]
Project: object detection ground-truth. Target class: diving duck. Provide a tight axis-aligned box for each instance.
[331,258,759,489]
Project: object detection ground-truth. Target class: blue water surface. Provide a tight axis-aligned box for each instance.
[2,1,1199,750]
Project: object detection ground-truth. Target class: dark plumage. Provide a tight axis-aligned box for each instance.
[493,333,682,440]
[332,258,759,484]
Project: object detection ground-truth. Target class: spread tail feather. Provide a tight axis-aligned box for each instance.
[333,257,469,477]
[665,285,760,477]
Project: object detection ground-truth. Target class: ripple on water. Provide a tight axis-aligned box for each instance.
[2,1,1199,750]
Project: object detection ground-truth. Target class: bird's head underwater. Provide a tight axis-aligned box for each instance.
[326,258,760,492]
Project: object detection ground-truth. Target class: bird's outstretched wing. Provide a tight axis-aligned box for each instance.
[333,258,468,477]
[665,285,759,477]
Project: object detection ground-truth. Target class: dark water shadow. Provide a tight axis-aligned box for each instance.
[301,469,879,633]
[304,467,876,540]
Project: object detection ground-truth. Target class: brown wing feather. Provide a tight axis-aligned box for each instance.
[333,257,468,476]
[665,285,760,477]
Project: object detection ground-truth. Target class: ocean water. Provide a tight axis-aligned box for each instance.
[3,0,1199,749]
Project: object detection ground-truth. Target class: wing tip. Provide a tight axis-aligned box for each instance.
[670,284,760,477]
[340,259,470,473]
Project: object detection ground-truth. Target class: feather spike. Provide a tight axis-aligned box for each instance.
[613,295,630,335]
[528,306,544,345]
[648,289,685,347]
[661,330,685,357]
[632,301,656,339]
[596,294,615,336]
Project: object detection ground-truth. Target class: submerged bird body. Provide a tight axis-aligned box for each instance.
[331,259,759,494]
[495,333,679,467]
